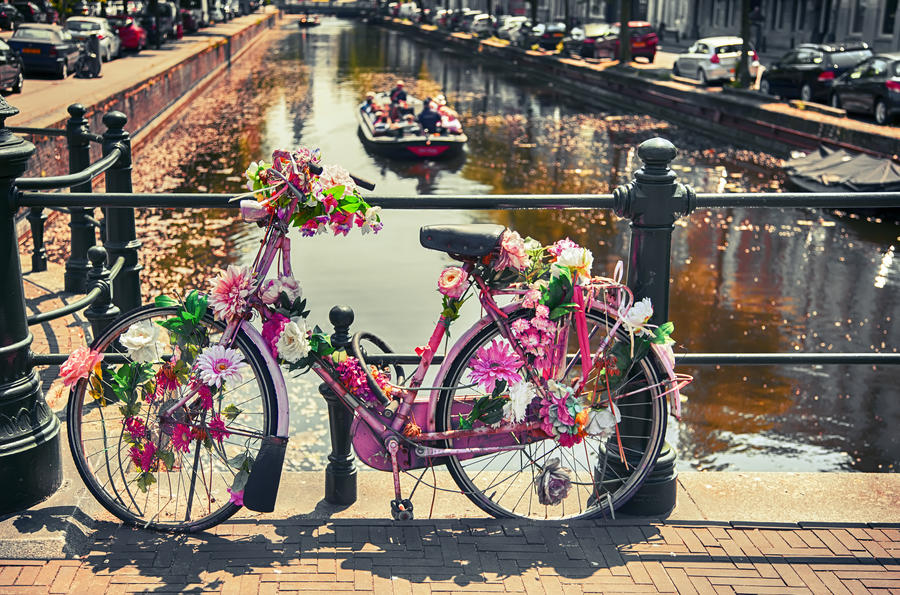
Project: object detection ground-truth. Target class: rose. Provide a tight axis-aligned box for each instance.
[119,320,163,363]
[277,317,310,363]
[584,403,620,439]
[535,458,572,506]
[437,266,468,299]
[622,297,653,335]
[239,199,268,222]
[60,347,104,388]
[554,246,593,284]
[494,230,530,272]
[260,276,302,306]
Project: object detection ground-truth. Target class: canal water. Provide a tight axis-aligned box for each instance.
[136,18,899,473]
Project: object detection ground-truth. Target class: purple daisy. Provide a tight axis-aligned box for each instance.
[467,340,523,393]
[196,345,246,388]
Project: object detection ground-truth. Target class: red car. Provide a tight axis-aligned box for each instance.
[107,15,147,52]
[593,20,658,62]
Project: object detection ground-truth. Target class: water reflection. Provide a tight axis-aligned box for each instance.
[140,17,899,473]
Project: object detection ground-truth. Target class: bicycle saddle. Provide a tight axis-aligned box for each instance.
[420,224,505,258]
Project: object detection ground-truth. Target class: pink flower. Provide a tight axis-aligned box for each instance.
[534,304,549,318]
[547,238,580,259]
[171,423,193,454]
[493,230,530,272]
[129,441,156,472]
[197,345,246,388]
[153,362,179,401]
[329,211,353,236]
[467,340,523,393]
[60,347,103,388]
[510,319,530,333]
[522,288,542,308]
[300,219,319,237]
[227,488,244,506]
[319,164,357,193]
[262,313,289,358]
[437,267,468,299]
[197,384,214,411]
[208,265,254,322]
[124,417,146,440]
[208,415,230,442]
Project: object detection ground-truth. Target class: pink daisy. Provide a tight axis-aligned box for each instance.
[171,423,193,454]
[124,417,146,440]
[208,415,230,442]
[60,347,103,388]
[129,441,156,472]
[197,384,214,411]
[208,265,254,322]
[227,488,244,506]
[153,362,180,401]
[467,340,523,393]
[196,345,246,388]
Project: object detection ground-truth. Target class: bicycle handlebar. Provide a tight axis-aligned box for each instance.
[307,162,377,192]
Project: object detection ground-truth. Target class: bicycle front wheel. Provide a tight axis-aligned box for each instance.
[68,306,278,532]
[437,305,668,520]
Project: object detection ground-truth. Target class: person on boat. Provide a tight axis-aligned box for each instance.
[373,111,390,135]
[363,91,376,115]
[390,80,407,103]
[417,98,441,134]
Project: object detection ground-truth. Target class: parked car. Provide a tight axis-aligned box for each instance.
[106,14,146,51]
[470,13,495,37]
[222,0,238,20]
[65,16,121,61]
[209,0,226,23]
[183,0,207,28]
[760,42,872,102]
[830,53,900,125]
[585,21,658,62]
[497,15,526,39]
[8,23,80,77]
[0,38,24,92]
[563,22,614,58]
[140,0,176,46]
[32,0,58,23]
[532,21,566,50]
[458,10,483,33]
[0,4,25,30]
[672,36,759,85]
[12,1,44,22]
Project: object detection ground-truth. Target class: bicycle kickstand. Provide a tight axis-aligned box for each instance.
[386,437,414,521]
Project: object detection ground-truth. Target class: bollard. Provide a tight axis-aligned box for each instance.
[25,206,47,272]
[0,97,62,514]
[320,305,358,506]
[612,138,695,517]
[64,104,96,294]
[101,111,142,314]
[84,245,121,340]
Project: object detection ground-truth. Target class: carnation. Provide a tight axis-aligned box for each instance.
[277,317,310,363]
[119,320,163,363]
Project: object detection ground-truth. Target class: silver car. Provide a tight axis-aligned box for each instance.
[64,16,121,61]
[672,36,760,85]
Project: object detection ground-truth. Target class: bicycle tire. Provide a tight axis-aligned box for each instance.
[67,305,278,532]
[436,304,668,520]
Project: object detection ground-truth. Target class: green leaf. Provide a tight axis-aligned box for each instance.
[231,469,250,491]
[155,295,179,308]
[457,416,472,430]
[158,450,175,472]
[136,472,157,493]
[228,452,249,468]
[222,403,242,421]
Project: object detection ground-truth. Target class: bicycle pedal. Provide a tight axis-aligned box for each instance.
[390,498,414,521]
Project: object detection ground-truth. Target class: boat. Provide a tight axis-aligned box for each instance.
[784,146,900,193]
[297,14,321,27]
[356,93,467,160]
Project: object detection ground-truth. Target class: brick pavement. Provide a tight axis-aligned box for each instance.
[0,517,896,593]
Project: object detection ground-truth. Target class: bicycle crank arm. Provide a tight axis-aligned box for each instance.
[414,443,528,458]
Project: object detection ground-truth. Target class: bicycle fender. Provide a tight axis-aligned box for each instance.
[240,323,291,438]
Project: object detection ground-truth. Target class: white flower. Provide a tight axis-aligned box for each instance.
[119,320,163,363]
[503,381,535,423]
[279,276,302,302]
[621,297,653,335]
[277,317,310,363]
[320,164,357,193]
[523,237,542,252]
[361,206,382,235]
[260,276,302,306]
[554,246,594,284]
[585,402,620,439]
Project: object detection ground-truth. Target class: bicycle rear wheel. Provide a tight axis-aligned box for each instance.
[436,305,668,520]
[67,306,278,532]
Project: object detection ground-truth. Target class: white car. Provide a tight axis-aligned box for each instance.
[64,16,121,62]
[497,15,527,39]
[672,36,760,85]
[470,14,495,37]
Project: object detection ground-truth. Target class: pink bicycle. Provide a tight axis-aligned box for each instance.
[63,147,689,531]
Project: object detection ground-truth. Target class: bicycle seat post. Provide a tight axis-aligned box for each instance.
[319,305,358,506]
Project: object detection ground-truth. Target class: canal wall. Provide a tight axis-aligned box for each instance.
[23,11,280,180]
[380,20,900,159]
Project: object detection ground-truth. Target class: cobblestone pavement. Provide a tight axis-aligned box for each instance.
[0,517,897,593]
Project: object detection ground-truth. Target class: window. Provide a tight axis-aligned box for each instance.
[867,58,888,76]
[883,0,898,35]
[852,0,867,33]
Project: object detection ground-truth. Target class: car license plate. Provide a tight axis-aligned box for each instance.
[633,41,645,47]
[553,32,562,37]
[22,48,40,54]
[729,68,735,74]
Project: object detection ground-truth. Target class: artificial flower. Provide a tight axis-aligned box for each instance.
[277,317,310,363]
[60,347,104,388]
[171,423,193,454]
[119,320,163,363]
[535,458,572,506]
[319,164,357,193]
[494,230,530,272]
[585,402,620,439]
[208,415,230,442]
[468,340,523,393]
[197,384,214,411]
[153,361,179,401]
[129,441,156,472]
[196,345,247,388]
[621,297,653,336]
[554,245,594,284]
[437,266,468,299]
[361,206,383,234]
[503,381,534,423]
[547,238,580,259]
[227,488,244,506]
[208,265,254,322]
[262,312,289,357]
[260,276,302,305]
[124,417,146,441]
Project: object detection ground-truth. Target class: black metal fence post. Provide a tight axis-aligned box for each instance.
[25,206,47,272]
[320,305,358,506]
[64,104,96,294]
[84,245,120,340]
[0,98,62,514]
[101,111,142,313]
[613,137,695,517]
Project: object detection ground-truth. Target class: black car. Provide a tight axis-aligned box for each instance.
[8,23,80,78]
[0,4,24,29]
[563,22,614,58]
[139,0,176,46]
[12,1,44,22]
[830,53,900,125]
[533,21,566,51]
[760,42,873,103]
[0,38,24,92]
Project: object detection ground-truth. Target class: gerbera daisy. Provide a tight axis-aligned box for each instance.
[124,417,146,440]
[196,345,246,388]
[208,265,254,322]
[197,384,214,411]
[208,415,230,442]
[467,340,523,393]
[171,423,193,454]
